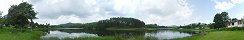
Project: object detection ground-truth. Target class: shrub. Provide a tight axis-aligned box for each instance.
[219,27,244,31]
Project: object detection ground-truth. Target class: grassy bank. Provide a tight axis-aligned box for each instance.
[106,27,159,31]
[0,29,44,40]
[172,29,215,32]
[175,31,244,40]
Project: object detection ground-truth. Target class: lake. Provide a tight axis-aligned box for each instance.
[41,29,198,40]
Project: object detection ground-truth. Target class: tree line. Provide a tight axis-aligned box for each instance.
[53,17,146,30]
[178,23,208,29]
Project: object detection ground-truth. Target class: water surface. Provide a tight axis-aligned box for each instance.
[41,29,197,40]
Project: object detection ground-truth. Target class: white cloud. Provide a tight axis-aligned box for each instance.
[34,15,83,25]
[214,0,244,20]
[0,0,23,16]
[112,0,196,25]
[235,11,244,19]
[231,0,244,4]
[34,14,109,25]
[214,0,244,11]
[236,13,244,19]
[215,1,235,11]
[27,0,198,26]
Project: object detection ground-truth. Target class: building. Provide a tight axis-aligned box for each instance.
[226,17,244,28]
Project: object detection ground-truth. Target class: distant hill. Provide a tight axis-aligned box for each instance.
[58,23,83,28]
[54,17,146,30]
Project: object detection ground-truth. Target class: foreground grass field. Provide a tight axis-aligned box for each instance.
[176,31,244,40]
[0,29,44,40]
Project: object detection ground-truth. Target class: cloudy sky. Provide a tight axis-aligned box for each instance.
[0,0,244,26]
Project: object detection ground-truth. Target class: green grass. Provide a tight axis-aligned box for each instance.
[175,31,244,40]
[172,28,215,32]
[0,29,44,40]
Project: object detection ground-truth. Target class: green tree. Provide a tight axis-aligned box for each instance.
[145,24,158,28]
[231,18,238,21]
[213,12,229,29]
[5,2,37,28]
[179,23,207,29]
[0,11,2,17]
[97,17,145,30]
[0,11,3,28]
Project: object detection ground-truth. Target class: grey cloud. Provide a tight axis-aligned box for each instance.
[30,0,201,25]
[28,0,126,19]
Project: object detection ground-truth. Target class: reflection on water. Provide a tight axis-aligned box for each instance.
[41,31,98,39]
[145,30,192,40]
[41,29,196,40]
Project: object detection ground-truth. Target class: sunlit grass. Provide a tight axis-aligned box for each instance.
[175,31,244,40]
[0,29,44,40]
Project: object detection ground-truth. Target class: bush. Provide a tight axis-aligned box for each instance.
[219,27,244,31]
[145,36,158,40]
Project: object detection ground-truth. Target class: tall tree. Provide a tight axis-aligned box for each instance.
[6,2,37,28]
[213,12,229,29]
[232,18,237,20]
[0,11,2,17]
[0,11,3,28]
